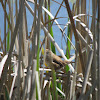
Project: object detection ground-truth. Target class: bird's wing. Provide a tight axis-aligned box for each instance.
[52,53,65,67]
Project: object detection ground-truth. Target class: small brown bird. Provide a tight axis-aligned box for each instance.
[45,49,71,70]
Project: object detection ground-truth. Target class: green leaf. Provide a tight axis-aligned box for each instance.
[65,23,71,73]
[51,69,58,100]
[48,7,55,54]
[7,14,10,52]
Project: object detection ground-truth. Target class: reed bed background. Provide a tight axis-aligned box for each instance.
[0,0,100,100]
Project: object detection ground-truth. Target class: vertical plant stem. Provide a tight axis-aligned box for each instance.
[4,0,6,54]
[8,0,14,38]
[91,0,97,99]
[29,1,37,99]
[36,0,44,70]
[36,71,41,100]
[97,0,100,99]
[51,68,58,100]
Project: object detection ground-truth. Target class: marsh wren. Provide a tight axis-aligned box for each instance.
[45,49,71,70]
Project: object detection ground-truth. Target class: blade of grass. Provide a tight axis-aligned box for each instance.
[36,71,41,100]
[48,5,56,53]
[51,69,58,100]
[65,24,71,72]
[36,0,44,71]
[7,14,11,52]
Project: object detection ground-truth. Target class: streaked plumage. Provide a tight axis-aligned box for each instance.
[45,49,71,70]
